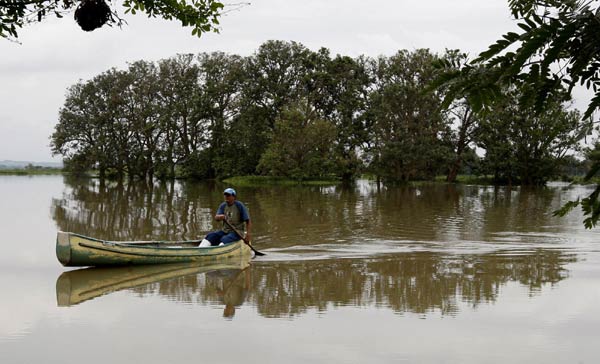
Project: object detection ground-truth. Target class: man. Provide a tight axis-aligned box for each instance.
[199,188,251,247]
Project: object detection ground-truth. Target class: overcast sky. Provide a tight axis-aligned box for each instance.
[1,0,522,162]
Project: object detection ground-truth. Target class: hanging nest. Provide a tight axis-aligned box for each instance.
[74,0,114,32]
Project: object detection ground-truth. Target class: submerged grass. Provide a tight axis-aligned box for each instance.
[434,175,495,185]
[223,175,340,187]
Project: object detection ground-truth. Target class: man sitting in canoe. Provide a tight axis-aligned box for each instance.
[199,188,252,247]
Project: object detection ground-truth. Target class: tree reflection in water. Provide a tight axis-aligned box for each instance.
[246,250,574,317]
[51,177,220,241]
[51,177,575,246]
[58,250,574,318]
[52,177,577,318]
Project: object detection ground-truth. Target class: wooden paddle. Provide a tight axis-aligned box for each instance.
[223,218,265,256]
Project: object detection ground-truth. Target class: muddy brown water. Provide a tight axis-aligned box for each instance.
[1,175,599,363]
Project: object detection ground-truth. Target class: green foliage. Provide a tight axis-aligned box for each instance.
[257,102,337,181]
[434,51,482,182]
[51,42,360,181]
[177,150,212,179]
[558,155,589,178]
[367,49,453,182]
[156,54,203,178]
[553,186,600,229]
[0,0,225,40]
[62,153,95,176]
[431,1,600,117]
[556,142,600,228]
[226,41,315,177]
[477,87,585,185]
[207,41,370,181]
[309,53,372,181]
[52,62,170,180]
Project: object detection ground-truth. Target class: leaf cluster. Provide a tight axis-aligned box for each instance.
[553,142,600,228]
[0,0,225,39]
[433,0,600,228]
[481,1,600,119]
[122,0,223,36]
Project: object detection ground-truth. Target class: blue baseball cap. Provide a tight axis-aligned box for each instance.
[223,188,236,196]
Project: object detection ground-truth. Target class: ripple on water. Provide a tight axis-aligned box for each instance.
[258,219,595,263]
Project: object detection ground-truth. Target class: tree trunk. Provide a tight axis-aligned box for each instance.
[446,158,461,183]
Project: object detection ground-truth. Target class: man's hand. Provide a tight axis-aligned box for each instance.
[215,214,226,221]
[245,232,252,242]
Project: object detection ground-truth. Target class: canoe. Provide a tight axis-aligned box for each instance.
[56,259,250,306]
[56,231,252,267]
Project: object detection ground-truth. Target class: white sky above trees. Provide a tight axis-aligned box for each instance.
[0,0,528,162]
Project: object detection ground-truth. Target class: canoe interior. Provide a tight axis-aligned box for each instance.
[117,242,203,248]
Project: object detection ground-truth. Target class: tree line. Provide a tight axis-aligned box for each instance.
[51,40,591,185]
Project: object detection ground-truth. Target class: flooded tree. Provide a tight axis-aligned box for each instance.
[51,41,589,187]
[477,88,584,185]
[258,101,336,180]
[366,49,453,182]
[434,0,600,227]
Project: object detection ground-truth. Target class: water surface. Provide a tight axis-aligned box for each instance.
[1,176,599,363]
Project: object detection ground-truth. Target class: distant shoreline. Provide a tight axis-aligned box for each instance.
[0,167,64,175]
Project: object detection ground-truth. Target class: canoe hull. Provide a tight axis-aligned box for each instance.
[56,231,252,267]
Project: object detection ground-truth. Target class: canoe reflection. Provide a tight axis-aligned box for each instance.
[56,258,251,311]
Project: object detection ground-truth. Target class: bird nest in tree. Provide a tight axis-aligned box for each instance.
[74,0,114,31]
